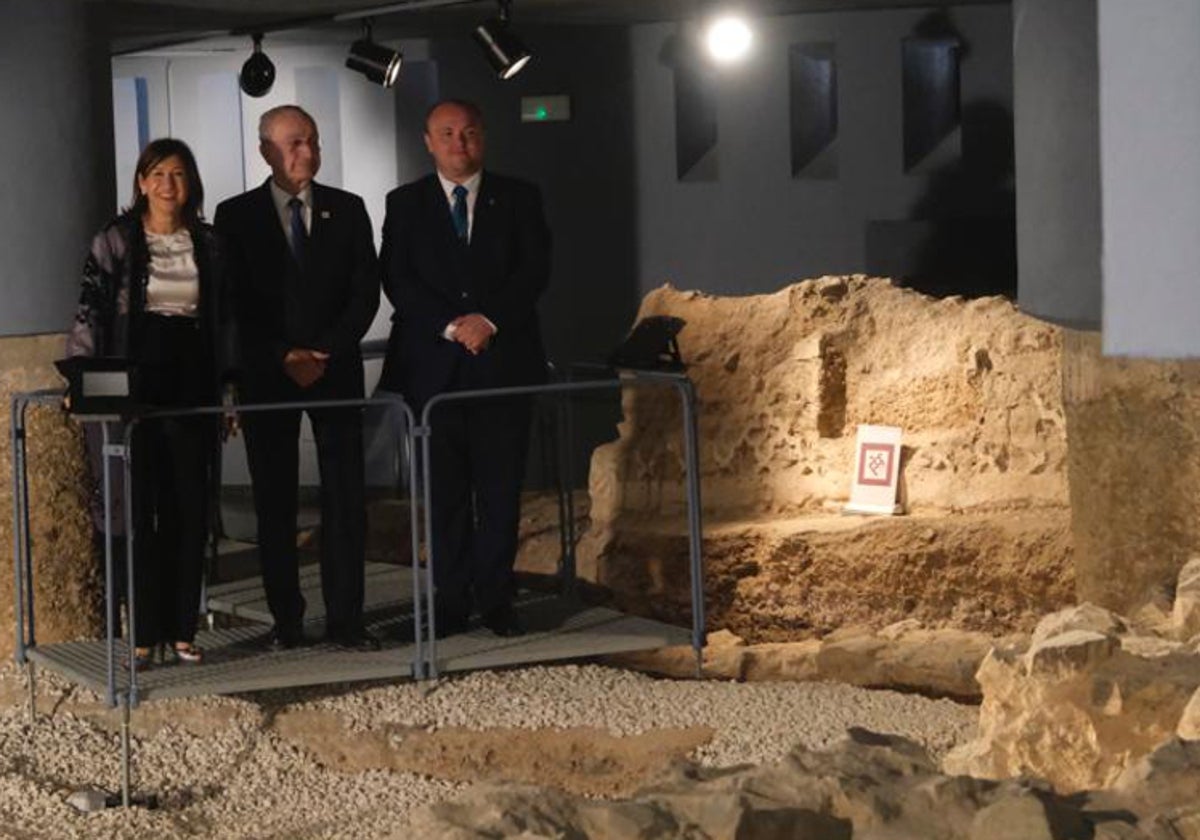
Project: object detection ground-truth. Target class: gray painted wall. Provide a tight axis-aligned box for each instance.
[629,5,1013,299]
[0,0,114,337]
[1012,0,1101,329]
[1099,0,1200,357]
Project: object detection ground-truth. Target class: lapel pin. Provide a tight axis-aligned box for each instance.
[320,210,332,219]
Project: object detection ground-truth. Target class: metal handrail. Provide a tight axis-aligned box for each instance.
[417,369,705,678]
[10,391,421,707]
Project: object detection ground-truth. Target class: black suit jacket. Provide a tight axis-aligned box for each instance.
[378,171,551,409]
[214,179,379,400]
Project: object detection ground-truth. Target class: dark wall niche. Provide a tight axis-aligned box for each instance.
[902,37,961,172]
[789,42,838,179]
[674,61,718,181]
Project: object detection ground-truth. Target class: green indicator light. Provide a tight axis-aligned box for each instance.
[535,106,548,120]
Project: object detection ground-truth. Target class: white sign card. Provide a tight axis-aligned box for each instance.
[844,424,903,515]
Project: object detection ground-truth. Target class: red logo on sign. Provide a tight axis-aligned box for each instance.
[857,443,895,487]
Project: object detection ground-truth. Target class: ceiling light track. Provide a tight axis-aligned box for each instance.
[113,0,478,58]
[124,0,532,87]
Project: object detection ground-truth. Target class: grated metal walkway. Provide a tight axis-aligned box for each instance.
[27,563,689,703]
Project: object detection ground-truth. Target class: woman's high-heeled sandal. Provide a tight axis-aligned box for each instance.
[170,643,203,665]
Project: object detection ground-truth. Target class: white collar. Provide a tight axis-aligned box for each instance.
[269,179,313,210]
[436,170,482,200]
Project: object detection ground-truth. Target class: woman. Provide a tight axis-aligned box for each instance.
[66,138,229,667]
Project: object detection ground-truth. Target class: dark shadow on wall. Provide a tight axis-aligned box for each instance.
[655,24,718,182]
[400,26,640,488]
[904,98,1017,299]
[867,11,1016,300]
[866,102,1016,300]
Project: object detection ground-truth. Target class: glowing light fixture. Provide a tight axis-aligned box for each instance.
[345,20,402,87]
[705,15,753,64]
[474,0,532,80]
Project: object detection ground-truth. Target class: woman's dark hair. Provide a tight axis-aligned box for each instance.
[128,138,205,225]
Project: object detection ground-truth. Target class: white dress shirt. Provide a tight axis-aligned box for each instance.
[436,170,496,340]
[437,170,481,242]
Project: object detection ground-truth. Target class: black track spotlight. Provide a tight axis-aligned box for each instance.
[240,33,275,98]
[474,0,532,80]
[345,20,402,87]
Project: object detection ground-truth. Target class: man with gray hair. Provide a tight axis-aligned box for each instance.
[215,105,380,651]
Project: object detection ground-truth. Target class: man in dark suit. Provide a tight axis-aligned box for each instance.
[379,99,551,637]
[215,104,380,651]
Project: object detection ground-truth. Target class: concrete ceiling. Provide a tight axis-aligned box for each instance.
[106,0,1008,53]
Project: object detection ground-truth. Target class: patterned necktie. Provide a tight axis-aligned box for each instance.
[451,184,468,242]
[288,196,307,265]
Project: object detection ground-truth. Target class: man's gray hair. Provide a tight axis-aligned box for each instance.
[258,105,318,141]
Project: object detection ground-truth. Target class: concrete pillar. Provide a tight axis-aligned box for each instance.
[0,0,114,337]
[0,0,112,660]
[1098,0,1200,358]
[1012,0,1102,329]
[1026,0,1200,614]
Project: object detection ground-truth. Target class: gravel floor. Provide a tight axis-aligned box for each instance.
[0,661,978,839]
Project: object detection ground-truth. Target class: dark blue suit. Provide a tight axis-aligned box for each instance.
[379,171,550,619]
[215,179,379,638]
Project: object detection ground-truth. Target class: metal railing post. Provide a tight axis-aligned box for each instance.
[402,407,425,679]
[676,378,707,678]
[11,396,27,666]
[101,422,118,708]
[122,422,139,706]
[19,401,35,650]
[418,418,438,677]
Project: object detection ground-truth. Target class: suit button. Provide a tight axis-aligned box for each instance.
[460,292,468,299]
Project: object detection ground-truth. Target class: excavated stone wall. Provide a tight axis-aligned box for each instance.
[578,277,1077,639]
[587,277,1069,521]
[0,334,102,662]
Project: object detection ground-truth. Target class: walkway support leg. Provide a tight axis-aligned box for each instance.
[679,381,706,679]
[120,693,131,808]
[25,660,35,720]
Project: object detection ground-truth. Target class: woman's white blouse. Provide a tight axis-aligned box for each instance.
[144,228,200,317]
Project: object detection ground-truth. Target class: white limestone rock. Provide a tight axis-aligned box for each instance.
[1112,738,1200,816]
[1173,557,1200,641]
[408,729,1108,840]
[1178,688,1200,740]
[968,793,1057,840]
[606,625,995,698]
[945,609,1200,792]
[1029,603,1126,649]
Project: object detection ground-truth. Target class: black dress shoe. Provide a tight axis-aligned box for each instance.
[481,605,525,638]
[268,625,306,651]
[328,628,382,651]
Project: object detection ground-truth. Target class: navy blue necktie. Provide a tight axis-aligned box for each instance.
[288,196,307,265]
[451,184,468,242]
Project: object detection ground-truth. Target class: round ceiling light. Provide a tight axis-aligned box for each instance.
[705,15,753,64]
